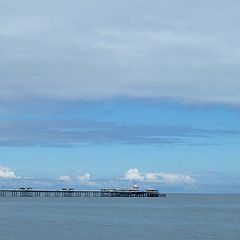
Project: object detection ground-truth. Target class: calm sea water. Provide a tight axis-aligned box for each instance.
[0,194,240,240]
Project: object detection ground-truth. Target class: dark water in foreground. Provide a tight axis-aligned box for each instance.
[0,194,240,240]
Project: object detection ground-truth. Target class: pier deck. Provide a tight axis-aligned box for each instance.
[0,189,166,198]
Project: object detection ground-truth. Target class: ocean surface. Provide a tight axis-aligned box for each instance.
[0,194,240,240]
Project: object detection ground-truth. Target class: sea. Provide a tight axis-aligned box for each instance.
[0,194,239,240]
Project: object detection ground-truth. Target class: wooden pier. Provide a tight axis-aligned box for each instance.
[0,188,166,198]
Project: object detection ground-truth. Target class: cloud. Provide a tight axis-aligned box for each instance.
[56,173,97,186]
[1,171,240,193]
[124,168,195,185]
[148,173,195,185]
[0,164,17,179]
[0,119,237,147]
[59,175,71,181]
[145,173,160,182]
[0,1,240,104]
[124,168,145,181]
[77,173,97,186]
[77,173,90,181]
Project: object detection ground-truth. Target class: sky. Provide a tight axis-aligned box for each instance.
[0,0,240,193]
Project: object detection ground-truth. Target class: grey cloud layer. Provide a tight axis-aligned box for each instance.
[0,120,238,147]
[1,0,240,104]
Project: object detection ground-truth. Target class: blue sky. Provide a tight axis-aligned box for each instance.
[1,0,240,192]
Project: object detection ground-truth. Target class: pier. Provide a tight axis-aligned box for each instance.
[0,187,166,198]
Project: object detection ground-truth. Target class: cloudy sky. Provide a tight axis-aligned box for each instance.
[1,0,240,192]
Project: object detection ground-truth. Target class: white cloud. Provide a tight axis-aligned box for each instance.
[146,173,195,185]
[124,168,195,185]
[77,172,90,181]
[77,173,97,186]
[58,173,96,186]
[145,173,159,182]
[124,168,145,181]
[0,164,17,179]
[59,175,71,181]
